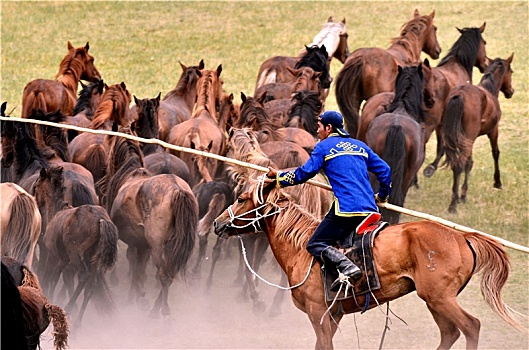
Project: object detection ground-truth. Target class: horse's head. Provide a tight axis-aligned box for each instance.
[334,18,350,63]
[500,53,515,98]
[218,93,238,132]
[453,23,489,74]
[411,9,441,60]
[133,93,161,139]
[214,176,280,238]
[483,55,515,99]
[421,58,436,109]
[66,41,101,83]
[289,67,322,94]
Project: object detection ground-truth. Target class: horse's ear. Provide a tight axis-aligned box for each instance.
[286,66,299,77]
[120,81,127,90]
[229,93,234,102]
[480,22,486,33]
[178,61,187,71]
[196,69,203,78]
[456,27,463,34]
[413,9,420,18]
[216,64,223,77]
[207,140,213,151]
[98,80,105,92]
[134,95,139,105]
[39,167,48,180]
[156,92,161,102]
[430,10,435,19]
[342,18,346,24]
[506,52,514,64]
[327,16,333,22]
[423,58,430,68]
[130,121,136,134]
[1,102,6,117]
[241,92,247,103]
[257,91,267,105]
[85,42,90,51]
[80,81,87,89]
[417,63,423,75]
[67,41,74,51]
[190,141,196,150]
[111,122,118,132]
[398,66,403,74]
[199,59,205,70]
[104,82,109,90]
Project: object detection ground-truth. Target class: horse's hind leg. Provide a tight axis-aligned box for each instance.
[424,127,445,178]
[426,297,480,349]
[460,155,474,203]
[488,129,502,189]
[448,166,463,213]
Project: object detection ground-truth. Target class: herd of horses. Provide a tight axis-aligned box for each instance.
[0,9,523,350]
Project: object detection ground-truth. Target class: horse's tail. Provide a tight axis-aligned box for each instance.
[44,303,69,350]
[166,189,198,279]
[442,95,471,170]
[3,190,41,268]
[335,56,364,136]
[464,232,528,332]
[256,69,277,91]
[22,90,48,119]
[21,265,42,291]
[381,124,406,224]
[70,181,97,207]
[90,215,118,315]
[83,144,108,184]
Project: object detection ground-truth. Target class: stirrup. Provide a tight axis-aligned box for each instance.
[330,269,361,291]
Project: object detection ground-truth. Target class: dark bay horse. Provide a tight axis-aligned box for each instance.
[365,64,427,224]
[2,258,69,350]
[255,17,349,92]
[158,60,204,141]
[166,65,226,187]
[285,90,323,139]
[442,55,514,213]
[422,23,490,178]
[214,178,526,349]
[335,9,441,135]
[0,182,41,269]
[21,42,101,119]
[99,126,198,319]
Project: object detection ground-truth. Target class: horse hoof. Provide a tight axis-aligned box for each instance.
[252,300,266,315]
[423,165,436,178]
[137,296,150,311]
[494,183,502,189]
[448,207,457,214]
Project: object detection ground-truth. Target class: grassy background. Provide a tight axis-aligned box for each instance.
[1,1,528,348]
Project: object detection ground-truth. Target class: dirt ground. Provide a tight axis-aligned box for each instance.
[39,238,528,350]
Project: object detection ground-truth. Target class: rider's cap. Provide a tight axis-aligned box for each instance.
[318,110,350,136]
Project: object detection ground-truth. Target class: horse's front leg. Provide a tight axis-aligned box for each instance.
[307,306,343,350]
[448,165,462,213]
[488,129,502,189]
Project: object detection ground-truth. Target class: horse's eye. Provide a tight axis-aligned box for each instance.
[237,198,245,203]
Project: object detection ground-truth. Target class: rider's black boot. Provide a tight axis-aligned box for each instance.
[321,246,362,291]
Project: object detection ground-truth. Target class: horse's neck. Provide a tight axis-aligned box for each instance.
[387,37,423,64]
[56,64,81,96]
[163,85,197,109]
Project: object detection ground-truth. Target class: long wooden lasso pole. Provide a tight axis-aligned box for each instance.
[2,116,528,254]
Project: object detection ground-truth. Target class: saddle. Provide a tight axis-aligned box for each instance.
[321,213,388,303]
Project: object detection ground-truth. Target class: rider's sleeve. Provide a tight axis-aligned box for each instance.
[277,143,325,188]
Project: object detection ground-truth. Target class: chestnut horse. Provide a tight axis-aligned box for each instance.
[442,55,514,213]
[158,60,204,141]
[214,178,526,349]
[0,182,41,269]
[34,166,118,328]
[422,23,489,178]
[255,17,349,92]
[21,42,101,119]
[166,65,226,187]
[99,126,198,319]
[365,64,427,224]
[335,9,441,136]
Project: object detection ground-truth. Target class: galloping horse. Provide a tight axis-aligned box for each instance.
[34,166,118,328]
[365,64,428,224]
[99,126,198,318]
[214,178,526,349]
[335,9,441,135]
[0,182,41,269]
[255,17,349,92]
[21,42,101,119]
[442,55,514,213]
[158,60,204,141]
[166,65,226,187]
[422,23,489,178]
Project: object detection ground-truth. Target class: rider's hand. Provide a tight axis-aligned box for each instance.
[266,167,278,179]
[375,193,388,204]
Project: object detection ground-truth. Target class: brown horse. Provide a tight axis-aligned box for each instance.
[214,178,526,349]
[21,41,101,119]
[284,89,323,139]
[335,9,441,136]
[365,64,428,224]
[0,182,41,269]
[442,55,514,213]
[90,81,132,130]
[422,23,490,178]
[2,258,69,350]
[255,17,349,92]
[99,126,198,319]
[158,60,204,141]
[34,165,118,328]
[254,66,322,102]
[166,65,226,187]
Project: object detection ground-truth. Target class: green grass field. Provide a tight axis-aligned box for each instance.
[1,1,528,348]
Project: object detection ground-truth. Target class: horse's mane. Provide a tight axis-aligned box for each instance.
[479,58,505,95]
[236,95,271,129]
[72,80,104,116]
[97,127,149,210]
[32,109,70,162]
[163,64,201,101]
[287,90,322,135]
[55,46,88,93]
[391,13,434,59]
[308,21,346,57]
[91,83,132,130]
[295,45,331,89]
[194,70,218,118]
[262,184,319,250]
[13,121,49,181]
[438,27,483,77]
[387,65,427,123]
